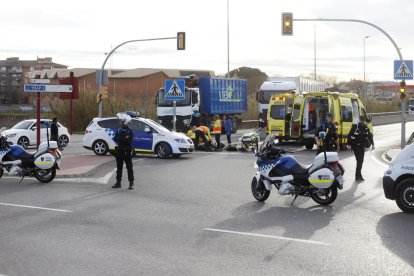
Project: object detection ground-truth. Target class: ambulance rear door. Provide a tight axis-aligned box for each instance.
[290,95,303,139]
[338,96,353,145]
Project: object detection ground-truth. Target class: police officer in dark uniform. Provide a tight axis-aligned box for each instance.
[112,114,135,190]
[314,113,338,155]
[347,115,374,182]
[50,117,59,142]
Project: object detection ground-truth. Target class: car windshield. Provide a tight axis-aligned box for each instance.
[146,119,171,132]
[11,120,33,130]
[270,105,286,119]
[260,90,292,104]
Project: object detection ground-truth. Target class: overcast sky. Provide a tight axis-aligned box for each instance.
[1,0,413,83]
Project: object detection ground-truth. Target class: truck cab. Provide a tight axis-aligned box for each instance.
[156,87,200,132]
[256,81,296,128]
[409,97,414,114]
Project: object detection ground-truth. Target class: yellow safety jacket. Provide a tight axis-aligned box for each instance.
[187,129,196,139]
[211,119,222,135]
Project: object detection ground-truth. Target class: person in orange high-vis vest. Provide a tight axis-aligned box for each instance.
[211,115,222,150]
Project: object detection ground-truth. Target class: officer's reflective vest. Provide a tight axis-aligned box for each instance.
[211,120,222,134]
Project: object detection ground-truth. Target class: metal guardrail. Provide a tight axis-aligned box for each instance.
[240,112,414,129]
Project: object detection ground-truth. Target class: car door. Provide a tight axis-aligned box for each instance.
[129,120,153,152]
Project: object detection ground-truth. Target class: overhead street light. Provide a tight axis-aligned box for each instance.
[98,34,186,118]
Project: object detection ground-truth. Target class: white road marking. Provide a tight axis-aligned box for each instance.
[203,228,330,246]
[0,202,72,213]
[57,169,115,184]
[371,155,388,168]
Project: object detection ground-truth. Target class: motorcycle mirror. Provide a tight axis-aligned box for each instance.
[273,139,279,145]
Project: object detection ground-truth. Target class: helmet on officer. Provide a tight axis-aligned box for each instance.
[117,113,132,125]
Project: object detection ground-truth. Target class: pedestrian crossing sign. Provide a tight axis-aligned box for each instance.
[165,79,185,101]
[394,60,413,80]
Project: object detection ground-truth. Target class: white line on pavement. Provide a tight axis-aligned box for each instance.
[0,202,72,212]
[371,155,388,168]
[203,228,330,246]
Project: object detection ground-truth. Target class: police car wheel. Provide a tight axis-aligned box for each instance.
[156,142,172,159]
[396,179,414,213]
[93,140,109,156]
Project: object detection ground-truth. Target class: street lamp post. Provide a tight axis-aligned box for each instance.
[363,35,370,96]
[98,35,182,118]
[226,0,230,78]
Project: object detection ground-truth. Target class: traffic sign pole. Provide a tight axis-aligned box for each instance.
[173,101,177,132]
[36,92,41,149]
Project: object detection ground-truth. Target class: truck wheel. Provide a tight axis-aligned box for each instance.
[305,142,314,150]
[396,179,414,213]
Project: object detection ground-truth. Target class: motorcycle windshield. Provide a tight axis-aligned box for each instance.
[260,133,276,152]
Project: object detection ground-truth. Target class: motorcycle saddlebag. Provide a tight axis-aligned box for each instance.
[34,153,55,169]
[308,168,335,189]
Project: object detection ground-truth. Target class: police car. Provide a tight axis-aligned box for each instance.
[82,116,194,158]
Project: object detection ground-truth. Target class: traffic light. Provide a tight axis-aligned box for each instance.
[282,13,293,35]
[102,86,108,100]
[400,80,406,99]
[177,32,185,50]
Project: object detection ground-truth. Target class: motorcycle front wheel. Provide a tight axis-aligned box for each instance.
[34,168,56,183]
[251,177,270,202]
[310,187,338,205]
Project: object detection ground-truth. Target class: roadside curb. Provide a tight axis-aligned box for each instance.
[56,157,116,179]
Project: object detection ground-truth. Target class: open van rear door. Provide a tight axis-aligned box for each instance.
[338,96,353,146]
[290,96,303,139]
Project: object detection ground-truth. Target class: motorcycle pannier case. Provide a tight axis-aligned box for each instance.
[308,168,335,188]
[313,152,339,168]
[34,153,55,169]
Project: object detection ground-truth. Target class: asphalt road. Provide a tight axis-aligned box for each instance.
[0,123,413,275]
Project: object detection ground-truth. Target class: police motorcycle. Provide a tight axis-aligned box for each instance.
[251,132,345,205]
[0,126,61,183]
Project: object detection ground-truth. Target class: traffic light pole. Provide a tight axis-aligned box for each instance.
[291,18,405,148]
[98,35,182,118]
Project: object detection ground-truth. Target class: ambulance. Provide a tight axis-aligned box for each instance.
[301,92,372,150]
[266,93,303,141]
